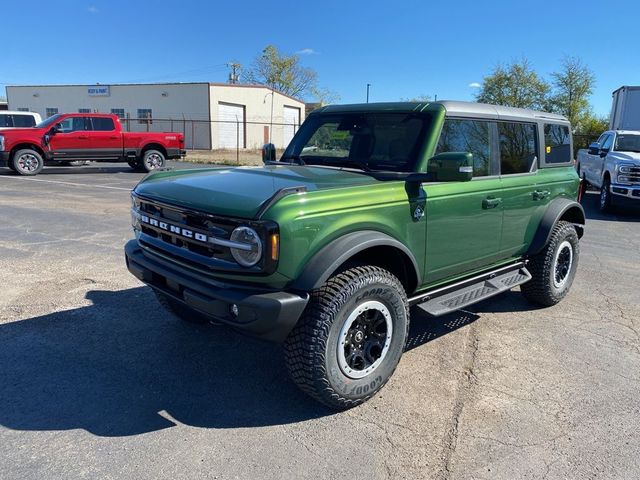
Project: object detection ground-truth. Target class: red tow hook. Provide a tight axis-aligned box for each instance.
[577,177,586,203]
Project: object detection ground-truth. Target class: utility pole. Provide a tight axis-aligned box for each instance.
[366,83,371,103]
[227,62,241,84]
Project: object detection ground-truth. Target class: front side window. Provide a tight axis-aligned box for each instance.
[435,119,493,176]
[12,114,36,128]
[615,134,640,153]
[90,117,115,131]
[601,134,613,150]
[281,113,431,172]
[544,124,571,164]
[498,122,537,174]
[58,117,89,133]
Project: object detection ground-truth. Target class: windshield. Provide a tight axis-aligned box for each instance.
[280,112,431,172]
[35,114,63,129]
[615,134,640,153]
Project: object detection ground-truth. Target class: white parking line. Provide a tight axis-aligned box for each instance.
[0,176,133,191]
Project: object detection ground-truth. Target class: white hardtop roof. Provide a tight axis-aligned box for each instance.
[438,100,569,123]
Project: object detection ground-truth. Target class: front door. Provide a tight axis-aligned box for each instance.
[424,118,503,284]
[48,116,91,160]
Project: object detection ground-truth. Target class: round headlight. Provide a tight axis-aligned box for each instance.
[230,226,262,267]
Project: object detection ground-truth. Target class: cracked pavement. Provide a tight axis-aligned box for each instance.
[1,164,639,479]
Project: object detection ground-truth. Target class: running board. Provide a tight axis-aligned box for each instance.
[410,264,532,317]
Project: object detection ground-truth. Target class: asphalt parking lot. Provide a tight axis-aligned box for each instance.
[1,163,639,480]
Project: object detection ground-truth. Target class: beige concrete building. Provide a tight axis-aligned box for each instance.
[5,82,305,150]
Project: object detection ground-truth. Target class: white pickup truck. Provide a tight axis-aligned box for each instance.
[576,130,640,211]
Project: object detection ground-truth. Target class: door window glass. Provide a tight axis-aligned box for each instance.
[601,134,613,150]
[435,119,493,176]
[0,115,11,127]
[58,117,89,133]
[12,114,36,127]
[498,122,538,174]
[90,117,115,131]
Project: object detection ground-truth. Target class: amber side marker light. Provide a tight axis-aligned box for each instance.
[271,234,279,261]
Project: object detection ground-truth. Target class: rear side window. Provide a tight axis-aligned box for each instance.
[436,119,493,176]
[544,124,571,164]
[0,115,11,127]
[12,114,36,127]
[498,122,538,174]
[91,117,115,131]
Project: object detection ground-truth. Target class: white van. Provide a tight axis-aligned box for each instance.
[0,111,43,129]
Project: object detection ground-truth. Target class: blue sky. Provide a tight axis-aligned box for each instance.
[2,0,637,116]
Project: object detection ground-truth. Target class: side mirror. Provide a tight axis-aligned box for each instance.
[262,143,276,163]
[50,123,63,135]
[427,152,473,182]
[598,148,609,157]
[587,142,600,155]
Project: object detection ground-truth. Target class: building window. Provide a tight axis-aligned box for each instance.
[45,108,58,118]
[137,109,152,125]
[78,108,91,113]
[111,108,125,120]
[17,107,29,112]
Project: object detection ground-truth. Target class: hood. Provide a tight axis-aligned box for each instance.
[134,165,379,218]
[611,151,640,164]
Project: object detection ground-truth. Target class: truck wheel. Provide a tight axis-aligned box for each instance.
[599,176,614,212]
[141,150,166,172]
[12,149,44,176]
[154,290,210,324]
[284,266,409,409]
[521,221,579,307]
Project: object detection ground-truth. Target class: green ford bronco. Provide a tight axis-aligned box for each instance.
[125,101,585,409]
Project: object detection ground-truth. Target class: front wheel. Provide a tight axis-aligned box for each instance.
[521,221,579,307]
[141,149,166,172]
[12,149,44,176]
[284,266,409,410]
[599,176,614,213]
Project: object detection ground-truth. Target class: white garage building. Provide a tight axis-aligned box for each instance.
[5,82,305,150]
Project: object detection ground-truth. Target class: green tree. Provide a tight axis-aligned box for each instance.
[401,94,432,102]
[549,56,595,128]
[578,112,609,136]
[244,45,319,99]
[476,59,550,110]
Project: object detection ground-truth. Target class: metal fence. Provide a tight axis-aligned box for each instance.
[118,114,300,153]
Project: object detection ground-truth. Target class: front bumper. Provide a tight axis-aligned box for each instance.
[0,152,8,167]
[610,182,640,200]
[124,240,308,342]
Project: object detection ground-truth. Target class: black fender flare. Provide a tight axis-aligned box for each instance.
[527,197,585,256]
[291,230,421,291]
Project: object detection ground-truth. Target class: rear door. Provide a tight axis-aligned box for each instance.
[497,121,545,257]
[424,118,504,283]
[85,117,122,159]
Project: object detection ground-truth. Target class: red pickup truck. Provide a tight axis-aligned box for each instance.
[0,113,186,175]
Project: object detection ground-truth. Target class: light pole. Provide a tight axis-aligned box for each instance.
[263,89,275,144]
[366,83,371,103]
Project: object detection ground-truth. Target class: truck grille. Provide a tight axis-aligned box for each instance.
[136,196,238,265]
[625,166,640,184]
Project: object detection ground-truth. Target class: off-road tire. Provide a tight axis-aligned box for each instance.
[141,149,166,172]
[521,221,579,307]
[599,176,614,213]
[284,266,409,410]
[12,149,44,176]
[154,290,209,324]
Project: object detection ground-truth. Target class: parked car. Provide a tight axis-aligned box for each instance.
[0,111,42,129]
[576,130,640,211]
[0,113,185,175]
[125,101,584,409]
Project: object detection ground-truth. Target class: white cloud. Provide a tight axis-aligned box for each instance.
[468,82,481,88]
[88,5,98,13]
[296,48,318,55]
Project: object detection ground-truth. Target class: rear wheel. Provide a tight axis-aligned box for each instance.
[521,221,579,307]
[141,149,166,172]
[12,149,44,176]
[154,290,210,324]
[284,265,409,409]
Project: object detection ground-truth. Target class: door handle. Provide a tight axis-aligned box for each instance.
[482,197,502,209]
[78,135,89,140]
[532,190,550,200]
[109,136,118,140]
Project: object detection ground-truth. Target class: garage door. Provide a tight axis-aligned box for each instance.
[218,102,245,148]
[283,106,300,147]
